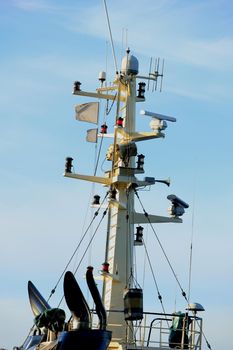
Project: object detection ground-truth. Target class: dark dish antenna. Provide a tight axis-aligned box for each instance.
[148,57,164,92]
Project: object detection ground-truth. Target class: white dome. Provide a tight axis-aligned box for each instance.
[121,54,139,75]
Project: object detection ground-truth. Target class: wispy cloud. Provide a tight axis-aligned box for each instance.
[174,37,233,71]
[64,1,233,73]
[13,0,56,12]
[12,1,233,72]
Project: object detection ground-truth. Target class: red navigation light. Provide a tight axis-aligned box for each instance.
[101,124,108,134]
[116,117,124,127]
[102,262,109,273]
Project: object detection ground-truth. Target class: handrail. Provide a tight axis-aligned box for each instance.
[89,309,203,349]
[146,317,172,347]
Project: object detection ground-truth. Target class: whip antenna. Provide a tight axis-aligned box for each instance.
[188,184,196,303]
[103,0,118,74]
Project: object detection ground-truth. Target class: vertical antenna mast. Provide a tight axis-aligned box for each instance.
[103,0,118,74]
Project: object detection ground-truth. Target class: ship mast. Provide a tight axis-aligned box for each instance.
[66,51,182,346]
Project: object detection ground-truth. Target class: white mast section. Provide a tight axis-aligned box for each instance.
[102,76,137,343]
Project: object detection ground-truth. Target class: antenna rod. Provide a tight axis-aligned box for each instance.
[103,0,118,74]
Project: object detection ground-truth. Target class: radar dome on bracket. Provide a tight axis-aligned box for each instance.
[121,49,139,76]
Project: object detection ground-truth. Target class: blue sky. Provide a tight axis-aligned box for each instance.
[0,0,233,349]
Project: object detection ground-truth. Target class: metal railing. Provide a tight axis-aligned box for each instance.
[91,310,203,349]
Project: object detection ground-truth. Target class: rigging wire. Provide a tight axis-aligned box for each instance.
[74,205,109,276]
[94,93,116,176]
[47,192,109,301]
[106,93,117,115]
[142,225,148,290]
[134,188,188,303]
[82,143,99,270]
[143,240,169,327]
[125,188,136,288]
[94,134,104,176]
[134,188,212,349]
[57,205,109,308]
[103,0,118,74]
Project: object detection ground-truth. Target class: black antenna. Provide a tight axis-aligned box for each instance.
[155,57,160,91]
[147,57,152,91]
[147,56,165,93]
[160,59,165,92]
[152,58,157,92]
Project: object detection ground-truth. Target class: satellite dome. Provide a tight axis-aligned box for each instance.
[121,51,139,75]
[187,302,205,312]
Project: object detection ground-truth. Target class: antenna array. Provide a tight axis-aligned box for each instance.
[147,57,165,92]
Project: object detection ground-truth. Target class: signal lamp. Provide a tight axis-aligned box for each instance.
[136,154,145,170]
[101,124,108,134]
[137,82,146,98]
[73,81,81,93]
[135,226,144,245]
[65,157,73,173]
[92,195,100,205]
